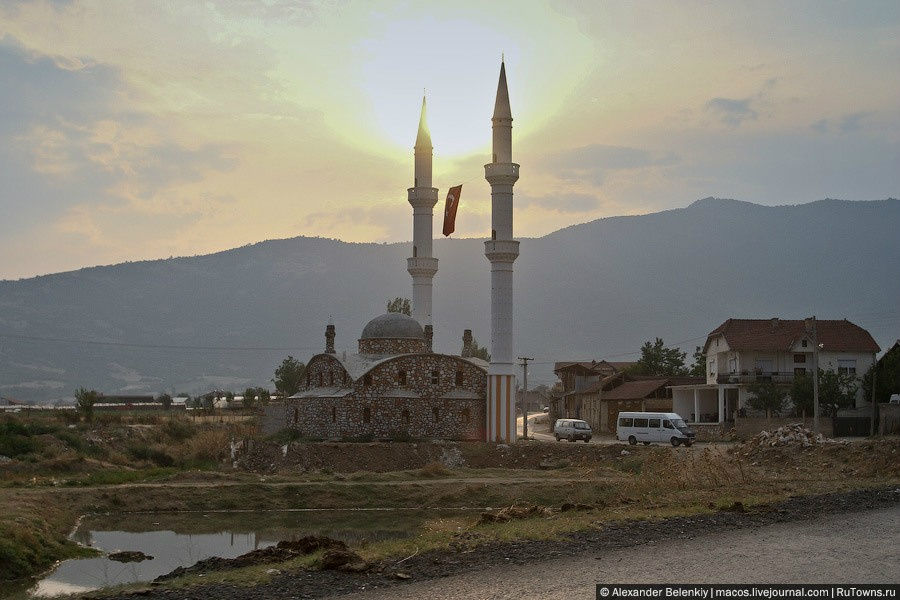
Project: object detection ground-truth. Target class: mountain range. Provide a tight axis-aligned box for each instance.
[1,197,898,403]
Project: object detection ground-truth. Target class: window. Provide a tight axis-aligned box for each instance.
[455,370,464,386]
[802,339,808,348]
[292,407,299,425]
[708,360,715,373]
[619,417,633,427]
[634,418,649,428]
[755,359,774,373]
[431,370,439,385]
[398,370,407,386]
[663,419,673,429]
[331,407,336,423]
[402,409,410,424]
[648,418,660,428]
[728,358,737,373]
[432,407,440,421]
[363,373,372,386]
[363,406,371,423]
[794,354,806,364]
[837,359,857,376]
[794,367,807,376]
[460,408,470,424]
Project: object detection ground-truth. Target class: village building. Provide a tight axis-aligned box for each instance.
[266,61,519,442]
[669,318,880,428]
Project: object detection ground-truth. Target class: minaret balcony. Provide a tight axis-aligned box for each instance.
[484,240,519,264]
[407,256,439,277]
[407,187,439,207]
[484,163,519,186]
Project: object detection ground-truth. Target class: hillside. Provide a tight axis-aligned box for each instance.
[1,198,898,401]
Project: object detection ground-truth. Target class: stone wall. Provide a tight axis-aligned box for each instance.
[358,338,427,355]
[279,353,488,441]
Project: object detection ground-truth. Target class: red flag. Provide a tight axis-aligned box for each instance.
[442,185,462,236]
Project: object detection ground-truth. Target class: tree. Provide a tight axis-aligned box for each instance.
[790,369,857,418]
[470,337,490,361]
[273,356,306,397]
[790,371,814,417]
[157,393,173,410]
[818,369,857,418]
[863,344,900,405]
[74,388,99,422]
[242,387,258,411]
[628,338,688,376]
[386,297,411,315]
[746,380,788,418]
[201,393,215,412]
[690,346,706,377]
[256,387,271,406]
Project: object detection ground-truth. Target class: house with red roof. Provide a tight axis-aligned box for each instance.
[669,318,880,426]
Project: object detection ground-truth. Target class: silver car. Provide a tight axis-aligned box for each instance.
[554,418,592,442]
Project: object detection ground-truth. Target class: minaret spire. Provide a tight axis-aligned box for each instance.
[408,94,439,327]
[484,60,520,444]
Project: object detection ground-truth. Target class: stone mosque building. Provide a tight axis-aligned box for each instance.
[273,61,520,442]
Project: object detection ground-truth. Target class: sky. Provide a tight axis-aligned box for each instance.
[1,0,899,280]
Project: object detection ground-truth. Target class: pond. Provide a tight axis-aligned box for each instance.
[9,508,475,598]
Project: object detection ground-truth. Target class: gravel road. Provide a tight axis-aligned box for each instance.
[332,504,899,599]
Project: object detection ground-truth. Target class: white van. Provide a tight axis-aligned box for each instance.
[554,418,592,442]
[616,412,695,447]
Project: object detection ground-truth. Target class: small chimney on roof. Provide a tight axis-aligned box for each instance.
[462,329,473,357]
[325,322,336,354]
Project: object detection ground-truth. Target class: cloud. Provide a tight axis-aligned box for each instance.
[706,97,758,127]
[838,111,871,133]
[518,192,601,213]
[542,144,678,185]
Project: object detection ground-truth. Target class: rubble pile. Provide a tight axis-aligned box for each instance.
[479,504,554,524]
[746,423,835,449]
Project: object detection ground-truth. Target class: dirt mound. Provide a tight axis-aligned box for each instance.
[320,548,368,572]
[744,423,837,450]
[154,536,347,581]
[479,504,554,524]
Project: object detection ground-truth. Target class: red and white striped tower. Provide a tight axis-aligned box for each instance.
[484,60,519,443]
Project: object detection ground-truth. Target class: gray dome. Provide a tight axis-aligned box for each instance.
[360,313,424,340]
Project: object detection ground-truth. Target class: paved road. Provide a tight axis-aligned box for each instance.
[330,506,900,599]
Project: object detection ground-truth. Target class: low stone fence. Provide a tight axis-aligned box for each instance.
[691,416,834,441]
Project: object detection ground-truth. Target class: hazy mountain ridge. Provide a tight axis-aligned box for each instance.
[1,198,898,402]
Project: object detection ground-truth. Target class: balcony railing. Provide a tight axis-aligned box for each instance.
[716,372,797,385]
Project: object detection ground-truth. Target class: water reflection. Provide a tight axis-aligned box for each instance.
[24,509,469,598]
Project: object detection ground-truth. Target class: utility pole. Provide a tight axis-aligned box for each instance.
[811,316,820,434]
[518,356,533,440]
[870,357,878,436]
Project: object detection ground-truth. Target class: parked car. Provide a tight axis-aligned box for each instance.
[554,418,592,442]
[616,411,695,447]
[889,394,900,405]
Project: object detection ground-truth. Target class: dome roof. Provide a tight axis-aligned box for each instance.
[360,313,424,340]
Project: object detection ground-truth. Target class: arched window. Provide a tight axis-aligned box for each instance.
[292,407,299,425]
[460,408,471,424]
[413,246,417,257]
[431,370,439,385]
[331,406,336,423]
[455,369,464,386]
[363,406,371,424]
[398,370,407,386]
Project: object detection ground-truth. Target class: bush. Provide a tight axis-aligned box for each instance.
[268,428,304,444]
[0,419,39,457]
[127,444,175,467]
[160,418,197,442]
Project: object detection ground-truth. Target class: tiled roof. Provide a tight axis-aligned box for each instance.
[601,379,671,401]
[553,360,637,373]
[706,318,880,353]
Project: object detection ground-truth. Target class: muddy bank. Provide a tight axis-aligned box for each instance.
[103,486,900,600]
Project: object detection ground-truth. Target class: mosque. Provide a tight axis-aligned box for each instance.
[276,61,520,443]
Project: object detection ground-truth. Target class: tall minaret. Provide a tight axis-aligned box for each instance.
[484,60,519,444]
[407,96,439,327]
